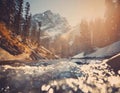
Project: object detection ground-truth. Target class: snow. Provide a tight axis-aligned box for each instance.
[32,10,70,39]
[87,41,120,58]
[73,41,120,59]
[73,52,84,58]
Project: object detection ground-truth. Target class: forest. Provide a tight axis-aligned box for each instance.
[0,0,120,58]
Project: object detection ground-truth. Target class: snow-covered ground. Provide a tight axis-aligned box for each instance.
[87,41,120,58]
[73,41,120,59]
[0,59,120,93]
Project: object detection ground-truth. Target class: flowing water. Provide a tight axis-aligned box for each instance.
[0,59,120,93]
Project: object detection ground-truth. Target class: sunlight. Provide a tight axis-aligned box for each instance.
[61,34,68,40]
[0,0,120,92]
[26,0,105,26]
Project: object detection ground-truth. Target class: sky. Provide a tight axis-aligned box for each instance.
[25,0,105,26]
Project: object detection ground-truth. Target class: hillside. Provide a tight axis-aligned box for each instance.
[0,23,58,60]
[73,40,120,58]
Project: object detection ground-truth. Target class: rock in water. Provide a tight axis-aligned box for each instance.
[106,53,120,74]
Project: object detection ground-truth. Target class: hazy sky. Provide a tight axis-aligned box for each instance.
[25,0,105,26]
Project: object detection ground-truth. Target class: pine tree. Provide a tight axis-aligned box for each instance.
[0,0,15,29]
[80,20,93,54]
[27,14,32,37]
[89,18,106,47]
[0,0,24,35]
[31,24,37,43]
[7,0,16,30]
[37,21,41,46]
[105,0,120,42]
[23,2,30,42]
[0,0,7,23]
[14,0,23,35]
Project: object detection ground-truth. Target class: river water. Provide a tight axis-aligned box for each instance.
[0,59,120,93]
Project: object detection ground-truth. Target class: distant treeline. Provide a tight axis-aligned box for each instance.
[42,0,120,57]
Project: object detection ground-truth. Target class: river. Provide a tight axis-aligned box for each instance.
[0,59,120,93]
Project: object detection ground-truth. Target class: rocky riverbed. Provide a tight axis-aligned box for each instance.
[0,59,120,93]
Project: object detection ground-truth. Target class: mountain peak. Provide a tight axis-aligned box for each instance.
[43,10,52,15]
[32,10,71,39]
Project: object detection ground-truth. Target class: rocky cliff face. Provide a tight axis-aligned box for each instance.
[32,10,71,39]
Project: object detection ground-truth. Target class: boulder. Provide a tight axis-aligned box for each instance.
[106,53,120,74]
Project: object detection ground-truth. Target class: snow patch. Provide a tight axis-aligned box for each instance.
[73,41,120,59]
[87,41,120,58]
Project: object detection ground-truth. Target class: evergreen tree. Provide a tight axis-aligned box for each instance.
[14,0,23,35]
[80,20,93,54]
[37,21,42,46]
[0,0,24,35]
[31,24,37,43]
[105,0,120,42]
[22,2,31,42]
[0,0,15,29]
[6,0,16,29]
[0,0,7,23]
[89,18,106,47]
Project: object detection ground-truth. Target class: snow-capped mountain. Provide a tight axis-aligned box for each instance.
[73,41,120,58]
[32,10,71,39]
